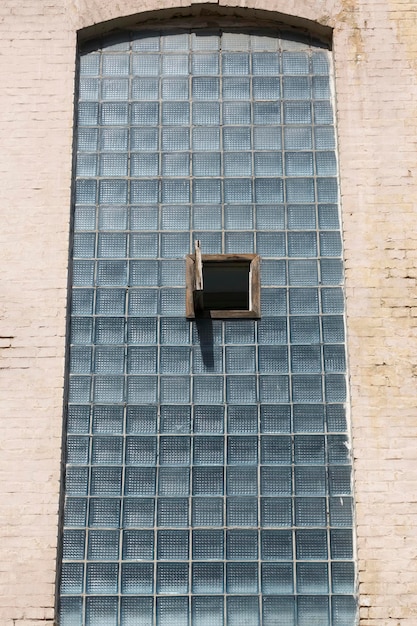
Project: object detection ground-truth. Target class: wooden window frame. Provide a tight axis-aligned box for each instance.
[186,253,261,319]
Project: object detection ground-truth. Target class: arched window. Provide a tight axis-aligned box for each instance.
[60,24,356,626]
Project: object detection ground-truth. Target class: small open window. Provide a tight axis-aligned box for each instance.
[186,244,260,319]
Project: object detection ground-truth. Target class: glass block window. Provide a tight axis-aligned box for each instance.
[61,27,356,626]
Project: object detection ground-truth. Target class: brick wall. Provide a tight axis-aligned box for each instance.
[0,1,416,624]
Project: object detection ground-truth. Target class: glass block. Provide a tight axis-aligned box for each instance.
[121,597,153,626]
[162,54,188,75]
[78,103,99,127]
[295,435,325,464]
[160,260,186,286]
[259,375,290,403]
[254,153,282,177]
[129,205,158,231]
[223,127,251,151]
[283,75,310,99]
[192,497,223,526]
[98,207,127,231]
[74,206,96,232]
[194,435,224,465]
[261,530,292,560]
[224,232,253,252]
[320,232,342,257]
[88,530,119,561]
[121,563,153,594]
[76,179,97,204]
[227,405,258,434]
[317,178,338,203]
[293,404,325,432]
[132,54,159,75]
[132,77,159,99]
[193,405,224,433]
[80,53,100,75]
[122,529,153,560]
[86,562,118,594]
[261,467,292,495]
[225,346,255,374]
[260,404,291,432]
[192,467,223,495]
[158,467,189,496]
[192,76,219,100]
[123,498,154,527]
[192,231,222,253]
[101,128,129,151]
[59,597,83,626]
[286,178,315,203]
[127,290,157,317]
[156,597,188,626]
[329,497,353,527]
[263,597,295,626]
[321,288,344,314]
[124,467,156,495]
[282,51,309,73]
[159,436,190,465]
[161,77,188,100]
[162,127,190,151]
[79,76,100,100]
[295,497,327,526]
[131,127,158,152]
[261,497,292,526]
[261,436,291,464]
[129,233,159,259]
[330,530,353,559]
[63,529,86,560]
[193,205,222,230]
[93,375,124,402]
[251,34,277,51]
[192,528,224,560]
[192,345,223,375]
[162,153,190,178]
[226,497,258,527]
[129,261,158,286]
[160,317,190,344]
[326,404,347,432]
[157,498,189,527]
[221,52,249,75]
[284,127,312,150]
[102,78,129,101]
[227,466,257,495]
[70,346,92,374]
[253,76,280,99]
[254,102,281,125]
[285,152,314,177]
[127,318,157,344]
[258,345,288,374]
[298,597,330,626]
[192,596,223,626]
[71,317,93,344]
[253,127,281,150]
[162,101,190,125]
[192,563,224,595]
[320,259,343,286]
[193,178,221,203]
[297,563,328,594]
[92,436,123,465]
[287,205,315,230]
[160,376,190,403]
[223,101,251,124]
[323,345,346,372]
[227,529,258,560]
[258,317,287,345]
[227,597,259,626]
[193,376,223,404]
[159,289,186,316]
[226,562,258,593]
[85,597,118,626]
[64,497,87,527]
[291,345,321,373]
[318,204,340,229]
[256,206,284,233]
[226,376,257,404]
[332,562,355,593]
[61,563,84,595]
[252,51,280,74]
[65,466,89,496]
[261,563,293,595]
[130,153,158,177]
[261,260,286,286]
[325,374,346,402]
[193,101,220,125]
[296,529,328,560]
[223,152,251,177]
[222,77,250,100]
[161,233,190,258]
[331,596,357,626]
[68,405,90,434]
[125,405,156,434]
[76,154,97,178]
[255,178,283,204]
[290,316,320,344]
[192,127,220,150]
[125,436,156,465]
[160,405,191,433]
[130,180,158,204]
[95,289,125,315]
[314,101,334,125]
[159,346,190,374]
[101,102,129,126]
[288,260,318,286]
[289,289,319,314]
[91,468,122,495]
[227,436,257,464]
[157,529,189,560]
[68,376,91,403]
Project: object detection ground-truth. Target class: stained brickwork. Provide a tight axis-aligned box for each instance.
[1,1,417,625]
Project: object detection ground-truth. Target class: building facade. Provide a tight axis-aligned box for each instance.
[1,1,417,625]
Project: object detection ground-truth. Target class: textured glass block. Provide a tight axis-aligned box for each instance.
[129,260,158,287]
[80,53,100,75]
[121,563,153,594]
[227,405,258,434]
[162,128,190,152]
[227,529,258,560]
[260,404,291,433]
[227,562,258,593]
[162,153,190,178]
[222,77,249,101]
[157,597,188,626]
[193,178,221,203]
[159,346,189,374]
[296,529,328,560]
[291,345,321,373]
[295,497,327,526]
[96,260,128,286]
[101,103,129,126]
[297,563,329,594]
[261,436,291,464]
[101,128,129,151]
[192,467,223,495]
[125,436,156,465]
[193,205,222,230]
[261,497,292,526]
[226,376,257,404]
[127,289,157,316]
[295,435,325,464]
[78,103,99,127]
[132,54,159,75]
[68,376,91,403]
[192,497,224,526]
[227,597,259,626]
[263,597,295,626]
[222,205,252,230]
[63,529,86,560]
[92,436,123,465]
[257,318,287,346]
[320,232,342,257]
[253,76,280,100]
[160,376,190,403]
[318,204,340,229]
[132,77,159,99]
[223,127,251,151]
[283,75,310,99]
[254,102,281,125]
[102,53,129,75]
[261,530,292,560]
[129,233,159,258]
[124,467,156,495]
[227,436,258,464]
[323,345,346,372]
[285,151,314,177]
[74,206,96,232]
[159,289,186,316]
[99,207,128,231]
[192,529,224,561]
[70,346,92,374]
[317,177,338,203]
[162,101,189,125]
[86,563,118,594]
[159,405,191,434]
[76,179,97,204]
[329,497,353,527]
[251,34,277,51]
[252,51,280,74]
[131,129,158,153]
[320,259,343,286]
[289,289,319,314]
[130,153,158,177]
[65,467,88,496]
[223,153,251,177]
[88,530,119,561]
[59,597,83,626]
[253,127,281,150]
[130,180,158,204]
[127,318,157,345]
[254,153,282,177]
[225,232,254,252]
[223,101,251,124]
[193,376,223,404]
[192,596,223,626]
[194,436,223,465]
[102,78,129,101]
[85,597,118,626]
[192,563,224,594]
[121,597,153,626]
[157,498,189,527]
[222,52,249,74]
[94,317,124,345]
[314,101,334,125]
[298,597,330,626]
[122,529,153,560]
[192,128,219,151]
[64,498,87,527]
[287,205,315,230]
[261,260,286,286]
[192,231,222,254]
[255,178,283,204]
[161,77,189,100]
[321,287,344,314]
[258,346,287,374]
[282,51,309,74]
[290,316,319,344]
[159,260,185,287]
[325,374,346,401]
[193,405,224,433]
[97,233,127,258]
[157,529,189,560]
[227,467,257,495]
[286,178,315,203]
[284,127,312,150]
[161,179,190,204]
[288,260,318,286]
[76,154,97,178]
[126,405,157,434]
[193,102,220,125]
[192,76,219,100]
[259,375,290,403]
[68,405,90,434]
[91,467,122,495]
[161,317,190,344]
[293,404,325,432]
[159,436,190,465]
[162,54,188,75]
[73,233,95,260]
[330,530,353,560]
[123,498,154,527]
[225,346,255,374]
[332,562,355,593]
[262,563,294,594]
[95,290,124,316]
[158,467,190,496]
[61,563,84,595]
[256,207,284,233]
